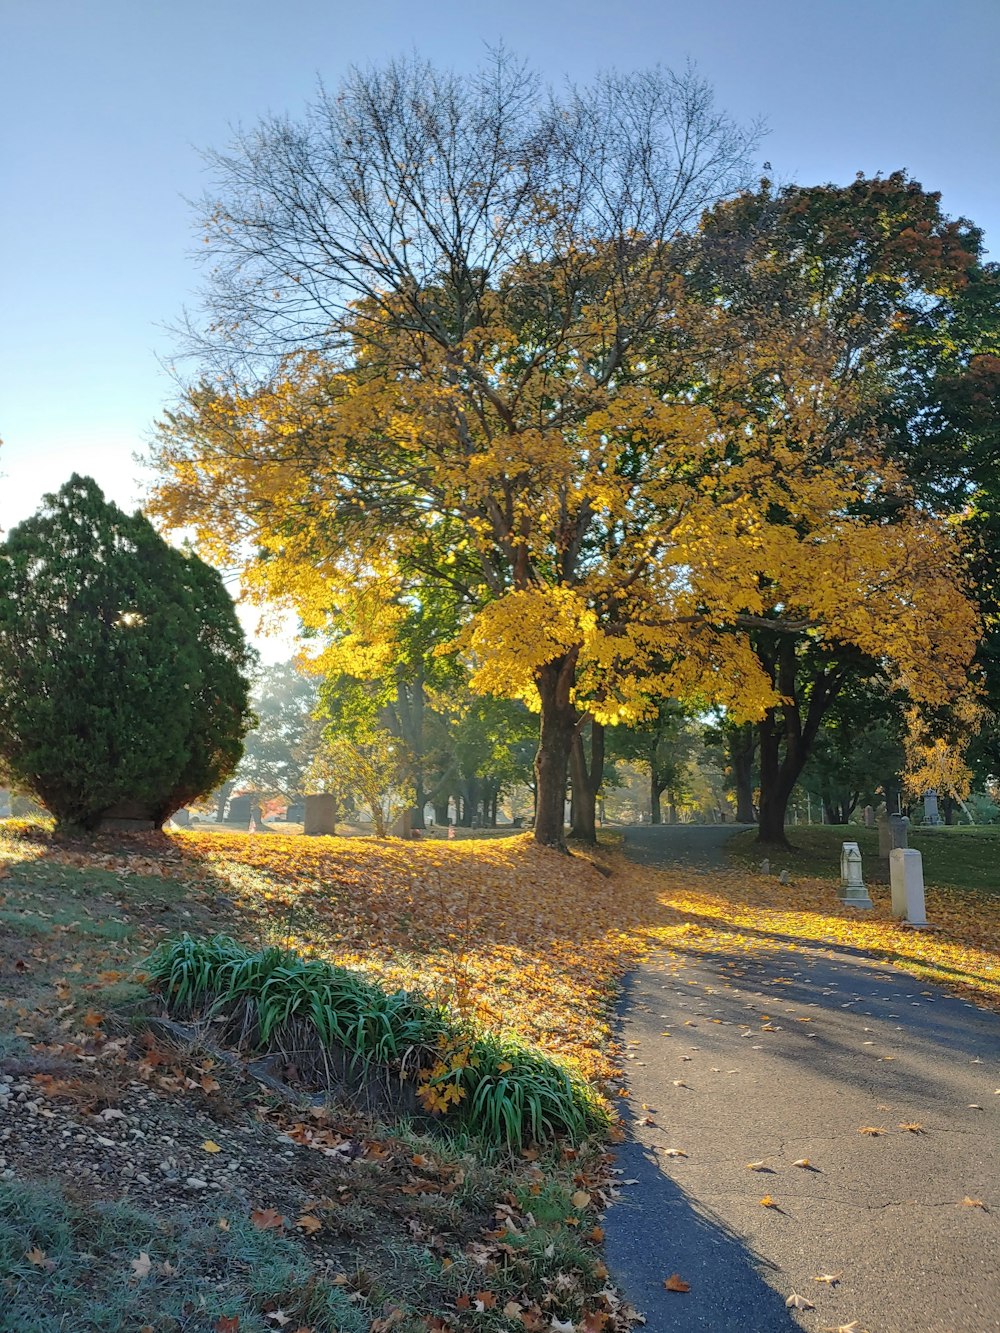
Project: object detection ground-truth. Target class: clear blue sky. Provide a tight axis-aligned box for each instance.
[2,0,998,541]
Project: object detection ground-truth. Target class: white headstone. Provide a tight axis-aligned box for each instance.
[839,841,873,908]
[889,848,927,926]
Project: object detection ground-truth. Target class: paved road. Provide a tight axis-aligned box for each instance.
[604,824,999,1333]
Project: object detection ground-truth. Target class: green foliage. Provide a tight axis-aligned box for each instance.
[0,476,254,830]
[0,1179,368,1333]
[145,935,605,1147]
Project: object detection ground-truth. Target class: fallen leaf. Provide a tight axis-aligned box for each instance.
[570,1190,591,1209]
[663,1273,690,1292]
[296,1213,323,1234]
[759,1195,778,1208]
[25,1246,52,1269]
[791,1158,812,1168]
[250,1208,285,1231]
[202,1139,222,1153]
[858,1126,885,1136]
[899,1122,924,1133]
[812,1272,842,1285]
[660,1147,687,1157]
[961,1196,986,1209]
[746,1160,769,1171]
[214,1319,240,1333]
[130,1251,152,1279]
[786,1293,815,1310]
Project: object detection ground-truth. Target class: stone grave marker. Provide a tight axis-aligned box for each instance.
[304,793,337,836]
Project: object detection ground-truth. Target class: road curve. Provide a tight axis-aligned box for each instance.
[603,824,1000,1333]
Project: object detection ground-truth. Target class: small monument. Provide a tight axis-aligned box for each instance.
[923,791,941,826]
[863,805,875,828]
[225,794,251,826]
[303,793,337,836]
[839,841,874,908]
[390,809,413,839]
[889,848,927,926]
[0,788,11,819]
[760,858,770,875]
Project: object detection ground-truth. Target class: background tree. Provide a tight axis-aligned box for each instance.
[608,704,698,825]
[690,174,991,842]
[235,660,320,802]
[0,476,253,830]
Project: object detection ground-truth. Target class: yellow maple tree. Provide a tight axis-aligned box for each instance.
[149,61,979,846]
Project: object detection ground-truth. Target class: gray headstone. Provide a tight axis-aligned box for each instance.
[225,795,251,825]
[863,805,875,828]
[923,790,941,826]
[304,793,337,836]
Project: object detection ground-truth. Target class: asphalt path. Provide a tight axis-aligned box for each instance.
[603,824,999,1333]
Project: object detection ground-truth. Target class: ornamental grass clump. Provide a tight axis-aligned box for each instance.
[145,934,605,1146]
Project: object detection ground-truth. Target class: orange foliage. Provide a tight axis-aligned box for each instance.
[163,831,999,1089]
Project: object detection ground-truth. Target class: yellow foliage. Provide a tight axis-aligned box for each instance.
[149,266,979,736]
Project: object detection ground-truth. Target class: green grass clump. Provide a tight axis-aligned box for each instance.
[0,1179,368,1333]
[144,934,605,1147]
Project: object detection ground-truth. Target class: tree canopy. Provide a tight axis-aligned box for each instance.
[150,57,981,846]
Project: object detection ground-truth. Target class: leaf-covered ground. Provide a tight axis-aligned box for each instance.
[1,821,998,1331]
[162,828,1000,1073]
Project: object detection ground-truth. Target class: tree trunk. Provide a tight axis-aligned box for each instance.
[757,711,800,847]
[215,779,235,823]
[411,777,426,831]
[533,654,579,849]
[569,719,605,844]
[650,776,663,825]
[755,638,848,847]
[729,725,756,824]
[433,800,450,826]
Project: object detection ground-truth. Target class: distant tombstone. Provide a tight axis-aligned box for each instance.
[923,791,941,826]
[171,808,190,827]
[0,788,10,819]
[225,795,251,826]
[760,858,770,875]
[839,841,873,909]
[303,793,337,836]
[889,848,928,926]
[863,805,875,828]
[285,802,305,824]
[888,813,909,849]
[390,809,413,839]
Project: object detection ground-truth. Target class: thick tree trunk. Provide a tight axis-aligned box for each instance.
[215,780,235,823]
[569,720,605,844]
[534,654,579,849]
[433,800,450,826]
[650,777,663,825]
[755,638,848,848]
[757,712,800,847]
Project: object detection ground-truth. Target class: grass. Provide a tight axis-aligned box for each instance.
[727,822,1000,895]
[0,1179,370,1333]
[144,933,605,1147]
